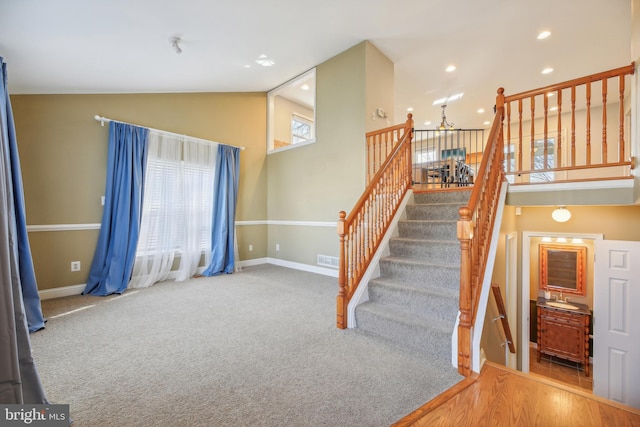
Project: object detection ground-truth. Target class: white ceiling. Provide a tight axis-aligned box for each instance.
[0,0,633,129]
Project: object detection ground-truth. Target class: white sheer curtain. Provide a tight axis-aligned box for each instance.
[129,131,217,288]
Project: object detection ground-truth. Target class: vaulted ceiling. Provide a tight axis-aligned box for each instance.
[0,0,633,129]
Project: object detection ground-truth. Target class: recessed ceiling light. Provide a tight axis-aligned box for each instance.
[477,108,485,114]
[542,67,554,74]
[301,84,310,91]
[424,121,432,126]
[546,92,554,97]
[483,121,491,125]
[244,65,251,69]
[537,31,551,40]
[446,65,456,72]
[550,106,558,111]
[407,107,414,112]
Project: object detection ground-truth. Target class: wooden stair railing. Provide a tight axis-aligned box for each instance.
[504,63,635,183]
[366,120,413,183]
[337,114,414,329]
[490,283,515,354]
[457,88,506,376]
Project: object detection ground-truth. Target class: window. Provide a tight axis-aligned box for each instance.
[291,114,314,144]
[531,138,555,182]
[267,68,316,153]
[504,144,516,184]
[130,132,217,287]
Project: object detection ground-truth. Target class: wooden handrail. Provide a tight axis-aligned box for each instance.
[490,283,515,354]
[457,88,506,376]
[337,114,414,329]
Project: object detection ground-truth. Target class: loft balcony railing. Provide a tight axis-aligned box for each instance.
[503,63,635,184]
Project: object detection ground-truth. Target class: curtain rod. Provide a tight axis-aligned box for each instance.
[93,115,245,150]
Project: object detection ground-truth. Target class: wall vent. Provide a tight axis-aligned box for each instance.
[317,254,339,269]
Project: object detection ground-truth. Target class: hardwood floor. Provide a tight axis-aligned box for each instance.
[393,362,640,426]
[529,345,593,392]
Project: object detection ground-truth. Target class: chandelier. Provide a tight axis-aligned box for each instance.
[437,104,454,130]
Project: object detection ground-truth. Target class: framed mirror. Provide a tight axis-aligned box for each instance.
[267,68,316,153]
[539,244,586,296]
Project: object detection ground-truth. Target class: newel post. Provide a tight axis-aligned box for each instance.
[406,113,414,182]
[457,206,473,376]
[337,211,347,329]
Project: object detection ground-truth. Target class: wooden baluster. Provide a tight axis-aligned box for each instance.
[586,81,591,165]
[337,211,347,329]
[619,74,625,162]
[505,102,511,175]
[543,93,549,172]
[602,78,608,163]
[557,89,562,169]
[571,86,576,167]
[518,99,523,172]
[458,206,473,376]
[530,96,535,171]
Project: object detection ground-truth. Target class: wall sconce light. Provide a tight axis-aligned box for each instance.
[551,206,571,223]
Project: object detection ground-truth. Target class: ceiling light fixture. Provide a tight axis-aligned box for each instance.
[300,84,310,91]
[446,65,456,72]
[551,206,571,223]
[542,67,554,74]
[170,37,182,54]
[256,54,274,67]
[437,104,455,130]
[537,30,551,40]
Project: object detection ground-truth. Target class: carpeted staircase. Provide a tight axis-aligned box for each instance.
[355,190,471,363]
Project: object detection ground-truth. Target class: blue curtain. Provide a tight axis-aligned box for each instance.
[83,122,148,295]
[0,59,45,333]
[0,56,48,403]
[202,145,240,276]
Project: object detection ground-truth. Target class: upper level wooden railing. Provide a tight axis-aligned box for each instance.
[457,89,506,376]
[503,63,635,184]
[490,283,515,354]
[337,114,414,329]
[366,120,413,183]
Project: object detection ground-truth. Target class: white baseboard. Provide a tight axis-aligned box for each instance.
[38,258,337,300]
[260,257,339,278]
[39,284,86,300]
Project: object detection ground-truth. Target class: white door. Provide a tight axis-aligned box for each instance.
[594,240,640,409]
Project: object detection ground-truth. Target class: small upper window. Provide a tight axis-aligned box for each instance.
[268,68,316,153]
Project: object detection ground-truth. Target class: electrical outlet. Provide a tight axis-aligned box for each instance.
[71,261,81,272]
[276,244,280,251]
[249,244,253,251]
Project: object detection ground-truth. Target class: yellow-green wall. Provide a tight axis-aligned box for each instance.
[12,92,268,290]
[266,41,394,266]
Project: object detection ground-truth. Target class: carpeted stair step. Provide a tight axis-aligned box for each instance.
[406,202,462,220]
[378,257,460,291]
[355,301,454,359]
[367,278,459,323]
[398,219,457,240]
[389,237,460,264]
[413,190,471,205]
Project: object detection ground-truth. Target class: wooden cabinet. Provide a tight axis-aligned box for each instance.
[537,300,590,376]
